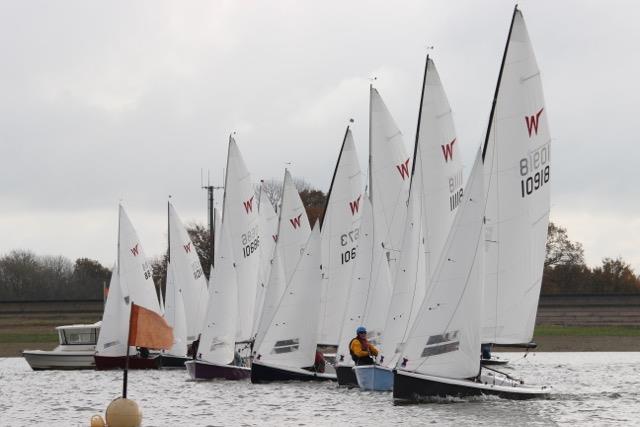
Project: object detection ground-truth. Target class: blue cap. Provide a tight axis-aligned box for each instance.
[356,326,367,334]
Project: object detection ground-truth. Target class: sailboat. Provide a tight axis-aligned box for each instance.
[333,87,411,387]
[480,6,551,360]
[95,205,163,370]
[317,126,364,347]
[253,169,311,354]
[185,135,259,380]
[161,202,208,367]
[251,227,335,382]
[393,7,551,401]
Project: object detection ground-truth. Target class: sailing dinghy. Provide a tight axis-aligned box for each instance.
[252,227,336,382]
[95,205,163,370]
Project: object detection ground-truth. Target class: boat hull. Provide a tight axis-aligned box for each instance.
[393,370,550,402]
[185,360,251,380]
[335,365,358,387]
[94,355,161,370]
[160,354,190,368]
[22,350,96,370]
[354,365,393,391]
[251,361,337,384]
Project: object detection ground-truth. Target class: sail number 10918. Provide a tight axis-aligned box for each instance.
[519,144,550,198]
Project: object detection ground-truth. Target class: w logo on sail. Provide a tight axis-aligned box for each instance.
[396,158,410,180]
[130,243,140,257]
[441,138,456,162]
[349,195,362,215]
[243,196,254,214]
[272,235,278,242]
[183,242,191,253]
[525,108,544,137]
[290,214,303,229]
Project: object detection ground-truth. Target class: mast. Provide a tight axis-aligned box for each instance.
[368,85,373,204]
[408,54,430,195]
[319,123,351,230]
[481,5,519,162]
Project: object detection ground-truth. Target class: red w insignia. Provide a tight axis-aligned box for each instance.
[183,242,191,254]
[441,138,456,162]
[130,243,140,257]
[243,196,254,214]
[290,213,303,229]
[396,158,410,180]
[525,108,544,137]
[349,195,362,215]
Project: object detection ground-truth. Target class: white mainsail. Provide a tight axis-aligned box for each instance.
[253,184,279,335]
[168,202,208,342]
[222,136,261,342]
[198,220,239,365]
[481,9,551,345]
[335,195,391,364]
[317,127,363,345]
[254,227,322,370]
[163,261,188,357]
[369,87,411,282]
[253,169,310,350]
[399,150,485,379]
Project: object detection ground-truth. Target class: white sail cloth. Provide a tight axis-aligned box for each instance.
[481,9,551,345]
[164,261,188,357]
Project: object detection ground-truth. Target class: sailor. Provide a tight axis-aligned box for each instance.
[349,326,378,366]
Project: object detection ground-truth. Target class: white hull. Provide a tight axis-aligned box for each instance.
[22,350,96,370]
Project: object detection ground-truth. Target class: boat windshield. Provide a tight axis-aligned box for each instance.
[58,328,98,345]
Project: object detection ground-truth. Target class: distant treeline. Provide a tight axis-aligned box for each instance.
[1,189,639,301]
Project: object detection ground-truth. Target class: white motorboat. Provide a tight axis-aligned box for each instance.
[23,322,101,370]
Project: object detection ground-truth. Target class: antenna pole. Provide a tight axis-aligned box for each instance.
[202,174,223,269]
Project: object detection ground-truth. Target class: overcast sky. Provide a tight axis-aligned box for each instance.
[1,0,638,273]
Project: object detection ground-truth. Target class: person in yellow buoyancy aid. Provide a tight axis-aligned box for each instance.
[349,326,378,366]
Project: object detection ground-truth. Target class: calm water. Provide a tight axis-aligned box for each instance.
[1,352,639,426]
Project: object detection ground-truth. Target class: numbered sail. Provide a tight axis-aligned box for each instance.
[400,150,485,379]
[318,128,363,345]
[198,221,238,365]
[336,195,391,364]
[163,261,188,357]
[369,87,411,281]
[255,227,322,370]
[253,169,310,350]
[481,9,551,345]
[222,136,261,341]
[169,202,208,342]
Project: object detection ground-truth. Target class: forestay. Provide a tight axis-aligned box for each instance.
[255,227,322,370]
[481,9,551,345]
[399,150,485,379]
[318,128,363,345]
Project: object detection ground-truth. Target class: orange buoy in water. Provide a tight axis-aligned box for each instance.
[105,397,142,427]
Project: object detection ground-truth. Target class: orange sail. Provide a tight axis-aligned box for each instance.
[128,303,174,350]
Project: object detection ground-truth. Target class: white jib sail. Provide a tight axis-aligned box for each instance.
[379,162,427,368]
[163,261,188,357]
[253,169,310,350]
[369,87,411,282]
[222,136,261,341]
[96,266,128,357]
[318,128,363,345]
[255,227,322,370]
[252,186,279,335]
[117,205,160,314]
[481,9,551,345]
[198,221,238,365]
[169,202,208,342]
[399,149,485,379]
